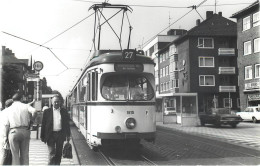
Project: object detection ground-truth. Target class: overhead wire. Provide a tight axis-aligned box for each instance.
[141,0,209,48]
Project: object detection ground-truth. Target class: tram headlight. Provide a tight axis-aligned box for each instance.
[125,118,136,129]
[115,126,121,133]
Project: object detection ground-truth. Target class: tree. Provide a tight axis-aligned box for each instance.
[42,77,52,94]
[1,64,23,104]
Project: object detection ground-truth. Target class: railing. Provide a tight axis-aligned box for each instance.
[219,86,236,92]
[172,87,179,93]
[218,48,235,56]
[218,67,236,74]
[245,81,260,90]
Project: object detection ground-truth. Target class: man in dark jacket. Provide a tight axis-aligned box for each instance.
[40,95,71,165]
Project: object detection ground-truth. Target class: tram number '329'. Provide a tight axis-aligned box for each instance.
[122,49,136,61]
[127,111,134,114]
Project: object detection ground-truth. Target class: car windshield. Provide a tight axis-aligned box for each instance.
[101,74,154,101]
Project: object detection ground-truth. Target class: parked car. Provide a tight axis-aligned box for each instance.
[236,106,260,123]
[199,108,242,128]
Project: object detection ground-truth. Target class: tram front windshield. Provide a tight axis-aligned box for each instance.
[101,75,154,101]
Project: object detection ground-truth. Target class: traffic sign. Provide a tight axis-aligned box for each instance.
[24,73,39,78]
[27,77,40,82]
[33,61,43,71]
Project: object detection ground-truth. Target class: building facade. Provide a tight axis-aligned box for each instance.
[231,1,260,110]
[158,11,239,116]
[1,46,33,104]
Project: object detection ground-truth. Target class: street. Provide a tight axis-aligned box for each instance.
[69,121,260,165]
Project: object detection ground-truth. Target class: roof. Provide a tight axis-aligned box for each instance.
[158,13,237,53]
[231,1,259,18]
[173,13,237,44]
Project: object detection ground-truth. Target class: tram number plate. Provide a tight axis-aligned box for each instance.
[125,133,137,138]
[127,111,134,114]
[122,49,136,61]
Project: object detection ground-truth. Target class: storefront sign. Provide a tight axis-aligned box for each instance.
[248,94,260,101]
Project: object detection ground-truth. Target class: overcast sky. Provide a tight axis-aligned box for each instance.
[0,0,255,97]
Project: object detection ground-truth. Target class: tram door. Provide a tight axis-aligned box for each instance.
[86,71,98,145]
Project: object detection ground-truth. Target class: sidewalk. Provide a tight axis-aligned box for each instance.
[29,127,79,165]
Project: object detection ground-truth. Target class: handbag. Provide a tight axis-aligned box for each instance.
[3,140,12,165]
[62,141,73,159]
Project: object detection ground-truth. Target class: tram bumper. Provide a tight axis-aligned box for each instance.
[97,132,156,140]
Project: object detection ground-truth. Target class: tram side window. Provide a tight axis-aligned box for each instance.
[92,72,98,101]
[79,75,87,102]
[73,88,77,103]
[87,73,91,101]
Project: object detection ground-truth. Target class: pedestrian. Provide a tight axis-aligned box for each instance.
[0,99,13,165]
[4,93,37,165]
[40,95,71,165]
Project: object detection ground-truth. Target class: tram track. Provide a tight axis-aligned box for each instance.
[98,148,157,165]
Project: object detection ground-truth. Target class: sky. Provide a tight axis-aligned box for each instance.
[0,0,256,97]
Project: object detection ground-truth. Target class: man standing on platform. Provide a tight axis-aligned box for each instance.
[40,95,71,165]
[4,93,37,165]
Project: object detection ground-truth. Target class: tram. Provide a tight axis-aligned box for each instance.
[66,3,156,149]
[66,49,156,149]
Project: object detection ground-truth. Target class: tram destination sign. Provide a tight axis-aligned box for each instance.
[114,63,143,72]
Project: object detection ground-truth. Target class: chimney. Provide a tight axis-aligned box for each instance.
[218,12,222,17]
[206,11,214,19]
[196,19,200,26]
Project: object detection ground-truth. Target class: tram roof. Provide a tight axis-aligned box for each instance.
[85,50,155,69]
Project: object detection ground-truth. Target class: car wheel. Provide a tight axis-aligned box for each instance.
[231,124,237,128]
[252,117,257,123]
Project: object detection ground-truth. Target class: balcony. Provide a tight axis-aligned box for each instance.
[172,87,179,93]
[219,86,236,92]
[244,81,260,92]
[218,48,235,56]
[218,67,236,74]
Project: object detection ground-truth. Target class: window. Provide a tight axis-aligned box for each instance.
[244,41,252,55]
[224,98,232,108]
[166,51,169,60]
[255,64,260,78]
[245,66,252,80]
[163,53,165,61]
[199,75,215,86]
[170,45,177,55]
[243,16,250,31]
[254,38,260,53]
[253,12,260,27]
[160,69,162,78]
[166,82,169,91]
[166,66,169,76]
[198,38,214,48]
[79,76,87,102]
[163,67,165,77]
[199,57,214,67]
[164,83,166,91]
[161,83,163,92]
[101,74,154,101]
[172,79,179,88]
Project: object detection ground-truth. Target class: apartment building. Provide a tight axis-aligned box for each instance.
[158,11,239,119]
[231,1,260,110]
